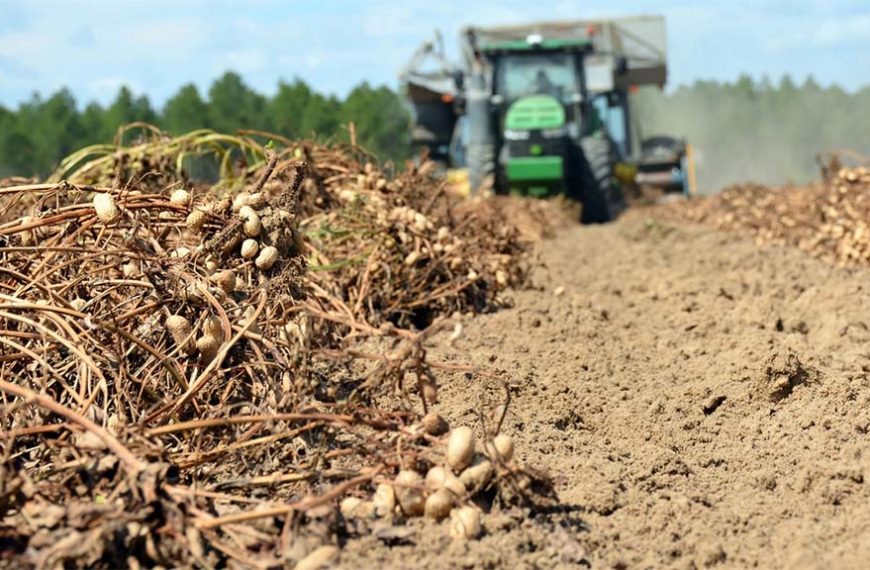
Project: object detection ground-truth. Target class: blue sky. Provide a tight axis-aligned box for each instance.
[1,0,869,109]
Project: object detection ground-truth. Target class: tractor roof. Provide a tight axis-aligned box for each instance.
[478,37,590,53]
[463,15,668,88]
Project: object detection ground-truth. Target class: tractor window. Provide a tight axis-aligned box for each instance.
[589,94,608,135]
[606,103,628,156]
[589,94,629,156]
[496,53,578,101]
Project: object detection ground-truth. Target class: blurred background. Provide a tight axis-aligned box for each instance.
[2,0,870,192]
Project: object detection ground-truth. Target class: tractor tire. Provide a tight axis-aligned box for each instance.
[573,136,625,224]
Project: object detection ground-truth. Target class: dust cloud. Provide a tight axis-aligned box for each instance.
[630,79,870,194]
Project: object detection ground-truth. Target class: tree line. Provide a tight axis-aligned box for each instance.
[631,74,870,192]
[0,72,412,178]
[3,70,869,192]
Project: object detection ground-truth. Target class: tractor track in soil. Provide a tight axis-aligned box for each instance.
[339,216,870,569]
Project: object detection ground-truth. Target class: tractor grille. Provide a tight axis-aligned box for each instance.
[504,133,566,160]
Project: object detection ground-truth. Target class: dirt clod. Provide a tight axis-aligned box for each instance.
[701,394,727,415]
[759,349,813,402]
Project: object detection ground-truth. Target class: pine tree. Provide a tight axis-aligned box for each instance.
[341,82,410,161]
[207,72,267,133]
[163,84,210,133]
[102,86,157,142]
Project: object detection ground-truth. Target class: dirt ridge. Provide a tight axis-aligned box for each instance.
[341,217,870,569]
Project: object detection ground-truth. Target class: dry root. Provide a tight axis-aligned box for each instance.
[0,128,556,568]
[653,163,870,266]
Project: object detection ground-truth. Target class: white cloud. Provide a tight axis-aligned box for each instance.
[2,0,870,108]
[303,53,324,70]
[766,14,870,52]
[0,29,51,60]
[222,49,268,74]
[88,76,143,98]
[123,20,210,53]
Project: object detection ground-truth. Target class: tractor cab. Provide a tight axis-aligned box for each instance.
[481,38,601,197]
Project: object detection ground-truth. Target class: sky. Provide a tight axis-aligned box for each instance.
[1,0,870,109]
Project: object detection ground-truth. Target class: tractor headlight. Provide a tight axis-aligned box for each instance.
[540,126,567,139]
[504,129,530,141]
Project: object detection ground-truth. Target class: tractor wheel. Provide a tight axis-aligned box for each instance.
[493,163,510,196]
[573,136,625,224]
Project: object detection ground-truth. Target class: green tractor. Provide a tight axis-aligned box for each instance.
[401,16,695,223]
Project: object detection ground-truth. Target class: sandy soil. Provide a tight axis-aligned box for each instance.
[338,216,870,569]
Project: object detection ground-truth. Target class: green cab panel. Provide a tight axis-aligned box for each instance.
[504,95,565,131]
[506,156,564,181]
